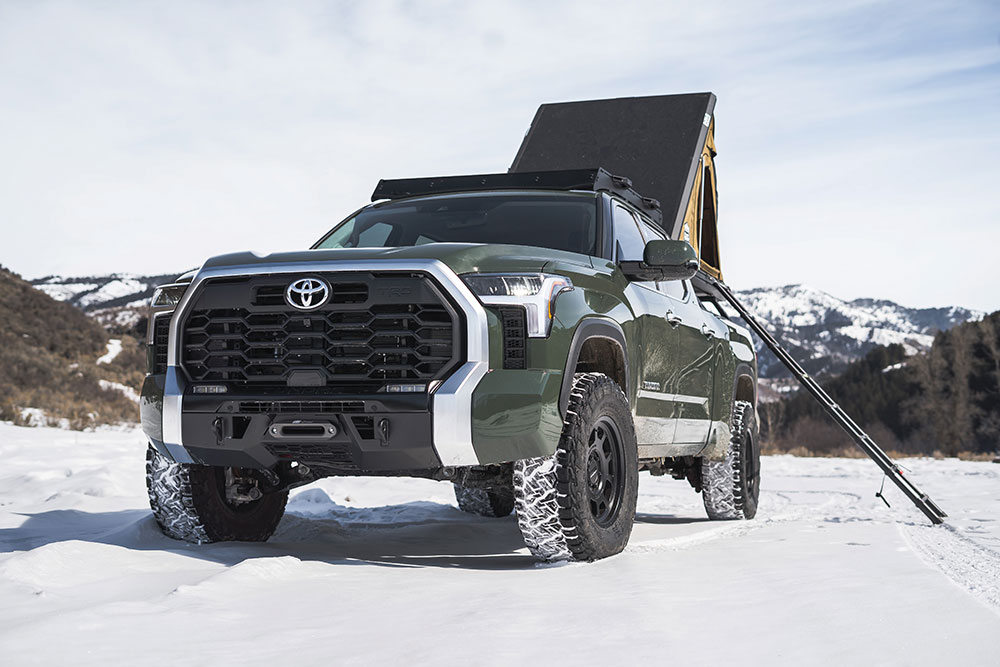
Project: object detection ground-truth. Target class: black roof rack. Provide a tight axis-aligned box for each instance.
[371,168,662,225]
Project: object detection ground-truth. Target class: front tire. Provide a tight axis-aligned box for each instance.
[146,445,288,543]
[513,373,638,562]
[702,400,760,520]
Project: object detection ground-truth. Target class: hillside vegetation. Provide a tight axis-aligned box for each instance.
[0,266,145,428]
[762,312,1000,457]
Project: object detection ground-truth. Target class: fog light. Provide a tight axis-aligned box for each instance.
[385,383,426,393]
[192,385,229,394]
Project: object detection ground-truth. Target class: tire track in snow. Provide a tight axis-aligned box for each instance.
[900,522,1000,613]
[627,489,864,554]
[626,520,764,553]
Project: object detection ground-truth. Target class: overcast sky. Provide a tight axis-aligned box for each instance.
[1,1,998,310]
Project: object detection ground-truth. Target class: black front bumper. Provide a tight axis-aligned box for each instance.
[179,391,441,474]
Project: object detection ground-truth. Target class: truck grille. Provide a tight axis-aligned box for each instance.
[179,272,462,390]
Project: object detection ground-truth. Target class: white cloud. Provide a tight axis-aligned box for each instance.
[0,0,997,309]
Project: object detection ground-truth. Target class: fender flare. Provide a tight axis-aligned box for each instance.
[725,362,757,422]
[559,318,629,417]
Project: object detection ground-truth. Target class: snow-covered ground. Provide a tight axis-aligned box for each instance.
[1,422,997,666]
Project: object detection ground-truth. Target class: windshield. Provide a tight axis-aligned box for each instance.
[314,192,599,256]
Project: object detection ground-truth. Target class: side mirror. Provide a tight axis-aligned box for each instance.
[620,239,700,282]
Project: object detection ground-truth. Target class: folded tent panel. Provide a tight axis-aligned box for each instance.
[510,93,722,280]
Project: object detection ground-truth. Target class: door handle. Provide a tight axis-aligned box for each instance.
[666,310,682,328]
[701,323,715,339]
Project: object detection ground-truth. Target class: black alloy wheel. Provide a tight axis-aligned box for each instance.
[586,416,627,527]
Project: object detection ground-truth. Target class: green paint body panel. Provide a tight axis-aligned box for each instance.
[471,369,564,463]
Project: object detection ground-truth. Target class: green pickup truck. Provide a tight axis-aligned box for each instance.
[140,94,761,561]
[141,169,759,561]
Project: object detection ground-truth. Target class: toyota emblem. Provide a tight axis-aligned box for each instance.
[285,277,331,311]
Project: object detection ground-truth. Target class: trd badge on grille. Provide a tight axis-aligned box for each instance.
[285,277,331,311]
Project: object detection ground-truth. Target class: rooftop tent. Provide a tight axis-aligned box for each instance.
[509,94,948,527]
[510,93,723,280]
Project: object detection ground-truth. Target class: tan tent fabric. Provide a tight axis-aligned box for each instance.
[678,117,722,280]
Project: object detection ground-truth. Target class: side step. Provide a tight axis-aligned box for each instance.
[707,277,947,525]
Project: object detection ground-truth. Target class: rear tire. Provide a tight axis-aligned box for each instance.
[702,400,760,520]
[513,373,638,562]
[146,445,288,543]
[453,484,515,517]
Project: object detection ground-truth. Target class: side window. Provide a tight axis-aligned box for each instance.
[613,205,646,261]
[701,299,722,317]
[660,277,688,301]
[704,298,733,319]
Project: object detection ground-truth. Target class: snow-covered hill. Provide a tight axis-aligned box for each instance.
[732,284,981,379]
[30,272,182,332]
[0,422,998,666]
[31,273,179,310]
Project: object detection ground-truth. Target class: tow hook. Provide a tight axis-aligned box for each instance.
[377,418,390,447]
[212,417,225,445]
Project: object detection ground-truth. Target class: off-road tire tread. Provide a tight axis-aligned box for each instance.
[146,445,211,543]
[514,373,638,562]
[514,456,570,560]
[146,445,288,543]
[702,400,757,520]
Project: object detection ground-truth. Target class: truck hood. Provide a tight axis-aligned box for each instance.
[198,243,594,277]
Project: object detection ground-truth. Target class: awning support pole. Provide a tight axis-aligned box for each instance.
[709,277,948,525]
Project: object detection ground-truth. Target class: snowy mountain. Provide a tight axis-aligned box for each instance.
[31,272,180,311]
[30,272,183,332]
[732,284,982,379]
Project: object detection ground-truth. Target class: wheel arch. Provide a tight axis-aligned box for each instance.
[559,318,629,416]
[733,366,757,407]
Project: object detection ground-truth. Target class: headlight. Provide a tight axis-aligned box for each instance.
[461,273,573,337]
[150,283,189,309]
